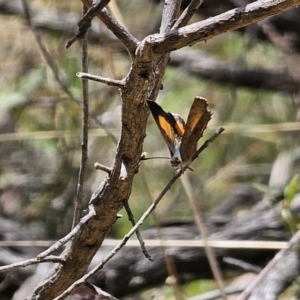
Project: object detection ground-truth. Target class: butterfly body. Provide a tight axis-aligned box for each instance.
[147,97,211,169]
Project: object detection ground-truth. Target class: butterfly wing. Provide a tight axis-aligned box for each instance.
[180,97,212,164]
[147,100,181,157]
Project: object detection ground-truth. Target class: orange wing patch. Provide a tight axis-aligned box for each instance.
[185,97,210,132]
[157,115,175,143]
[147,97,211,169]
[180,97,212,164]
[147,100,179,157]
[173,114,185,137]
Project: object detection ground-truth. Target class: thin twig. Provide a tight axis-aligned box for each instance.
[94,162,112,174]
[77,72,125,88]
[91,113,118,144]
[53,128,224,300]
[21,0,71,100]
[0,273,16,292]
[0,256,63,274]
[81,0,139,58]
[259,20,297,55]
[181,175,227,300]
[72,4,89,229]
[37,207,96,260]
[223,257,262,274]
[188,286,246,300]
[0,239,289,249]
[66,0,111,48]
[173,0,204,29]
[236,228,300,300]
[140,164,186,299]
[140,151,170,161]
[123,200,152,261]
[192,127,225,163]
[85,282,119,300]
[21,0,117,145]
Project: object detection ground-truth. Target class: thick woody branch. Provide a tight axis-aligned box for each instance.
[151,0,300,53]
[147,0,181,100]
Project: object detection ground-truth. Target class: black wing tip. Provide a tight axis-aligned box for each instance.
[147,100,163,114]
[147,100,159,108]
[147,101,177,123]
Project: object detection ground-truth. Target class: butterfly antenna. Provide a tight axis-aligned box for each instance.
[140,156,170,161]
[140,152,169,161]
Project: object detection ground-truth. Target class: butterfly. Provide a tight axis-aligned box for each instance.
[147,97,212,169]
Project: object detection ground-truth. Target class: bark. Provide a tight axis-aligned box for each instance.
[8,0,300,299]
[150,0,300,53]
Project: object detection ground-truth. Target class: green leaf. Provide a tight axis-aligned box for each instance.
[252,183,277,201]
[281,208,297,235]
[284,174,300,206]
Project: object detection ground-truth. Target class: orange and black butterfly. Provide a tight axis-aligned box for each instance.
[147,97,212,169]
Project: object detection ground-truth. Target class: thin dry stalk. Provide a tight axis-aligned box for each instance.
[72,3,90,228]
[181,175,227,299]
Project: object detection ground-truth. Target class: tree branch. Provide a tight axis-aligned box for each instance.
[80,0,139,58]
[151,0,300,53]
[66,0,111,48]
[173,0,204,28]
[160,0,181,33]
[37,207,96,260]
[0,256,63,274]
[72,3,89,229]
[148,0,181,100]
[76,72,125,88]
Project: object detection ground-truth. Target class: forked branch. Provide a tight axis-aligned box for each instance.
[151,0,300,53]
[80,0,139,58]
